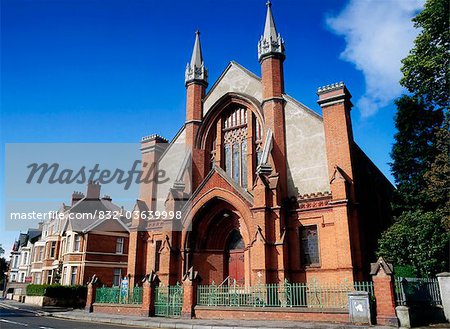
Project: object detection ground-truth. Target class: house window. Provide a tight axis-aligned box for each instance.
[300,225,320,266]
[70,267,77,285]
[66,237,71,253]
[46,271,52,284]
[50,242,56,258]
[20,273,25,282]
[61,239,66,255]
[154,240,162,272]
[74,235,81,252]
[22,253,28,265]
[38,247,43,261]
[113,269,122,286]
[223,108,248,188]
[116,237,124,254]
[62,267,67,285]
[35,273,41,284]
[13,256,18,268]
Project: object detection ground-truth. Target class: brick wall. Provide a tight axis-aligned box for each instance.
[92,304,142,316]
[195,307,348,322]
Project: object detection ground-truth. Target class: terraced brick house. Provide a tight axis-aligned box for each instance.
[27,182,130,287]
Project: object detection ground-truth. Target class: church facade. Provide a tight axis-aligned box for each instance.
[126,2,394,288]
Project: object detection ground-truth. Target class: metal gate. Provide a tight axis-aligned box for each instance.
[154,283,183,317]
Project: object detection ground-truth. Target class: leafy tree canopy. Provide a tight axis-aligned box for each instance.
[424,113,450,224]
[400,0,449,110]
[390,95,443,213]
[378,210,449,277]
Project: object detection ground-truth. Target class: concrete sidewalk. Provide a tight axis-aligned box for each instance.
[49,309,391,329]
[3,300,450,329]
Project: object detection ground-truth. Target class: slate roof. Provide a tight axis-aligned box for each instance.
[27,229,42,243]
[62,196,130,233]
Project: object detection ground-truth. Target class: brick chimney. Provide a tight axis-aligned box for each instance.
[86,181,101,199]
[101,194,112,202]
[317,82,355,200]
[71,191,85,205]
[140,134,167,210]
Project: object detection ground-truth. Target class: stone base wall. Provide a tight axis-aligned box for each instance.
[24,295,85,307]
[24,296,45,306]
[194,306,349,322]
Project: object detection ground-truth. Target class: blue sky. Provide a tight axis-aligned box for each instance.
[0,0,424,255]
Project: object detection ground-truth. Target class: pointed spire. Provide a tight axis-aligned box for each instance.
[185,31,208,86]
[263,1,278,41]
[258,0,285,62]
[190,31,203,68]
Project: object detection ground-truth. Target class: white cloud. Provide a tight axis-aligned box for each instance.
[326,0,425,117]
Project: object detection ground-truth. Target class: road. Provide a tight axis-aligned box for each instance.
[0,300,138,329]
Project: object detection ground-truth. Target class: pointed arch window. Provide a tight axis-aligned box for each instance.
[223,108,248,187]
[206,103,264,189]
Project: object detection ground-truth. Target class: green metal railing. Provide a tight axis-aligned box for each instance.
[197,280,374,309]
[154,283,183,317]
[95,286,143,304]
[353,281,374,296]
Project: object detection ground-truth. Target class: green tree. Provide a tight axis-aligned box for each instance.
[390,95,443,213]
[400,0,449,110]
[424,113,450,226]
[379,0,449,276]
[378,210,449,277]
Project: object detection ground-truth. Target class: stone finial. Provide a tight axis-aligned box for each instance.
[143,270,160,285]
[185,31,208,86]
[88,274,100,285]
[183,266,200,282]
[370,257,394,275]
[258,0,285,62]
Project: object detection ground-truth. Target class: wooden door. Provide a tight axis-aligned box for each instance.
[228,250,245,285]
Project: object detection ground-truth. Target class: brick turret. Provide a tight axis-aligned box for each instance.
[258,0,287,198]
[185,31,208,189]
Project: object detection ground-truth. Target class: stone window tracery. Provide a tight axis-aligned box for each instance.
[223,108,248,187]
[206,103,263,189]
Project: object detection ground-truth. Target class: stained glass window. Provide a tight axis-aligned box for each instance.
[223,108,248,187]
[241,140,247,188]
[225,144,231,175]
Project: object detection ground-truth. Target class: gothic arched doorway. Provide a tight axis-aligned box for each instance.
[226,230,245,285]
[185,198,250,285]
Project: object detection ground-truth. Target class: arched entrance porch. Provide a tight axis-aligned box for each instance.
[184,198,250,285]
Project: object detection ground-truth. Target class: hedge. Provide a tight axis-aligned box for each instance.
[26,284,48,296]
[26,284,87,299]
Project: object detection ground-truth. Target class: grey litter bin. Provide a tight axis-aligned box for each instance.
[348,291,371,324]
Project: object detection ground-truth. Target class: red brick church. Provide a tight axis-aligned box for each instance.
[126,1,393,289]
